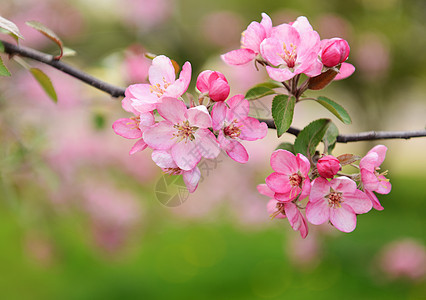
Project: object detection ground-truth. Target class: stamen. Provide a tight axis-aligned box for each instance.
[173,120,198,143]
[326,190,343,209]
[223,119,242,139]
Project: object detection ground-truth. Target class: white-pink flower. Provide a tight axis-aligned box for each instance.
[143,97,220,170]
[306,177,372,233]
[359,145,391,211]
[221,13,272,65]
[196,70,230,102]
[258,184,308,238]
[211,95,267,163]
[112,98,155,155]
[265,150,311,202]
[260,16,322,81]
[124,55,191,113]
[152,150,201,193]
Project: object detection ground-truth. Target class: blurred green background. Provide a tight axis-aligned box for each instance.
[0,0,425,299]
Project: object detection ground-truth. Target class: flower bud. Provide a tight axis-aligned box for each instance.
[196,70,230,101]
[317,155,341,178]
[321,38,350,68]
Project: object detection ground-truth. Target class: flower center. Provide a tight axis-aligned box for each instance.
[327,191,343,209]
[126,116,140,130]
[164,167,182,175]
[289,173,303,188]
[281,43,297,68]
[270,202,286,219]
[149,77,171,98]
[223,119,241,139]
[173,120,198,143]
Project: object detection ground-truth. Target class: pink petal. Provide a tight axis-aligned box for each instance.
[187,106,212,128]
[129,139,148,155]
[257,184,275,198]
[309,177,331,203]
[211,102,227,131]
[112,118,142,139]
[334,62,355,80]
[151,150,178,169]
[329,205,357,233]
[139,112,155,130]
[266,172,292,194]
[225,139,249,163]
[260,38,284,66]
[365,190,384,211]
[260,13,273,37]
[166,61,192,97]
[209,78,230,101]
[196,70,213,92]
[367,145,387,166]
[303,58,323,77]
[266,66,296,81]
[143,121,176,150]
[226,94,249,121]
[359,152,378,171]
[121,95,139,115]
[361,169,380,191]
[157,97,187,123]
[330,176,358,194]
[299,179,311,201]
[241,21,266,53]
[306,199,329,225]
[221,49,256,65]
[182,166,201,193]
[284,202,301,229]
[343,189,372,214]
[291,16,314,34]
[171,140,201,171]
[271,24,301,47]
[274,187,301,202]
[376,175,392,194]
[196,129,221,159]
[239,117,268,141]
[296,153,311,176]
[270,150,298,175]
[149,55,175,86]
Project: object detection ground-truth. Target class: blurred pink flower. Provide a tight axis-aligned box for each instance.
[379,239,426,281]
[201,11,245,48]
[118,0,174,29]
[122,45,151,84]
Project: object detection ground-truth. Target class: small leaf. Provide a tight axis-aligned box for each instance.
[322,122,339,154]
[0,41,5,53]
[294,119,331,158]
[250,81,283,89]
[337,154,361,166]
[275,142,295,153]
[272,95,296,138]
[307,68,338,90]
[315,96,352,124]
[26,21,63,59]
[245,86,276,100]
[62,47,77,57]
[30,68,57,103]
[0,56,11,76]
[0,16,24,41]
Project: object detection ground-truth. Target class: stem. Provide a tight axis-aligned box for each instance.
[2,40,426,143]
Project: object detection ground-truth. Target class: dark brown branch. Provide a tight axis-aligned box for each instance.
[2,40,425,143]
[1,40,125,98]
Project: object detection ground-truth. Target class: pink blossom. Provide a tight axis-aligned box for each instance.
[196,70,230,101]
[152,150,201,193]
[265,150,311,202]
[306,177,372,233]
[360,145,391,210]
[211,95,267,163]
[320,38,350,68]
[143,97,220,170]
[221,13,272,65]
[379,239,426,281]
[122,45,151,84]
[260,16,322,81]
[258,184,308,238]
[125,55,191,113]
[317,155,341,178]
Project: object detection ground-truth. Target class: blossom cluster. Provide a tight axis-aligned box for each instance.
[222,13,355,81]
[113,55,268,193]
[258,146,391,238]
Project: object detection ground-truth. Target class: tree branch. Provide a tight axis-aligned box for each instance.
[2,40,426,143]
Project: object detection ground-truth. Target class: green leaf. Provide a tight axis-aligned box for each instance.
[322,122,339,154]
[315,96,352,124]
[26,21,63,59]
[275,142,295,153]
[30,68,57,103]
[0,16,24,41]
[0,41,5,53]
[294,119,331,158]
[0,56,11,76]
[62,47,77,57]
[245,86,276,100]
[272,95,296,137]
[251,81,283,89]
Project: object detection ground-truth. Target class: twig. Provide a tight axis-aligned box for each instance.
[2,40,426,143]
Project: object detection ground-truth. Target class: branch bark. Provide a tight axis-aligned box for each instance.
[2,40,426,143]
